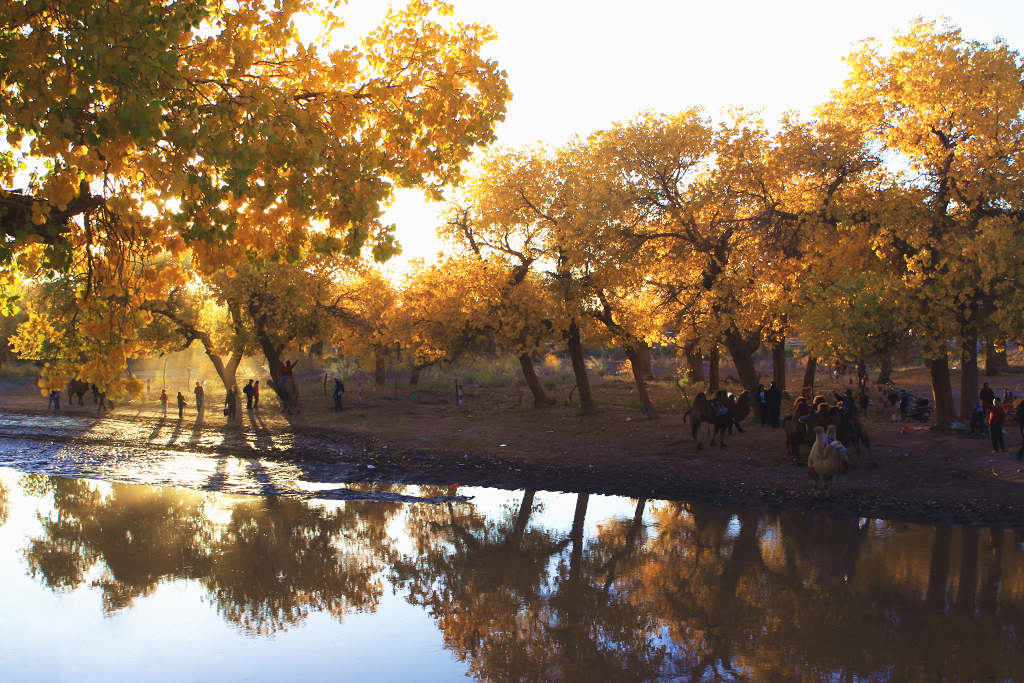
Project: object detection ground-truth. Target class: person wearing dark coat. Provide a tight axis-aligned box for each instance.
[765,382,782,428]
[225,385,238,421]
[757,384,768,426]
[332,376,345,412]
[980,382,996,408]
[243,379,255,410]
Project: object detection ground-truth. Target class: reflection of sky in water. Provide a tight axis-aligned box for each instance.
[0,468,466,681]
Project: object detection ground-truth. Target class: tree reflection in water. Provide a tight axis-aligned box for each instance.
[21,475,402,633]
[15,475,1024,680]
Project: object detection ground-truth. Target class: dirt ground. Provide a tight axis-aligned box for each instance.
[3,364,1023,528]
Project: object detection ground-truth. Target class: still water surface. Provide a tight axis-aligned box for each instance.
[0,414,1023,681]
[1,465,1023,681]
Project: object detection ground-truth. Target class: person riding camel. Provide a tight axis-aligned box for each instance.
[280,359,297,386]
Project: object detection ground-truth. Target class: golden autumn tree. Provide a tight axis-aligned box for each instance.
[829,19,1024,426]
[443,150,608,412]
[593,110,776,401]
[592,106,882,404]
[2,0,509,394]
[393,256,557,401]
[325,267,399,386]
[546,137,669,418]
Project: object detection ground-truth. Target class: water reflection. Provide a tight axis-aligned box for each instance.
[5,469,1024,681]
[19,473,402,634]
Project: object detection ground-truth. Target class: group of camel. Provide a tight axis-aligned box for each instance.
[683,389,871,494]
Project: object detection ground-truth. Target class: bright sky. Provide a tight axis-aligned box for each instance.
[363,0,1024,276]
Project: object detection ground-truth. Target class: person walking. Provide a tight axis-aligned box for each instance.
[176,391,187,419]
[988,397,1006,454]
[332,376,345,412]
[253,380,260,410]
[159,388,168,417]
[194,381,204,414]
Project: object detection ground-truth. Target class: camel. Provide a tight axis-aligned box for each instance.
[67,379,90,406]
[684,390,747,449]
[784,396,870,465]
[808,425,847,494]
[279,375,300,415]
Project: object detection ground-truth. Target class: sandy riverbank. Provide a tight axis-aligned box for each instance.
[2,369,1023,527]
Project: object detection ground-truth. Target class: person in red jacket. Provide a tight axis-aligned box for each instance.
[280,359,297,386]
[987,398,1006,454]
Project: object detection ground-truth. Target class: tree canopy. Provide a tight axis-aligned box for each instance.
[2,0,509,395]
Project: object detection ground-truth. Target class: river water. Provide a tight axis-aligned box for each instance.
[1,413,1023,681]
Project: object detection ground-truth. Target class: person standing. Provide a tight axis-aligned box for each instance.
[253,380,260,410]
[757,384,768,426]
[766,381,783,428]
[176,391,187,419]
[159,389,168,417]
[332,376,345,412]
[1015,402,1024,461]
[243,379,255,410]
[194,381,204,415]
[226,384,238,421]
[980,382,996,408]
[988,398,1006,454]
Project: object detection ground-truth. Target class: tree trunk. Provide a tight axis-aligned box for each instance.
[708,345,720,391]
[955,527,979,616]
[803,356,817,391]
[374,349,387,386]
[985,341,1009,376]
[960,336,979,424]
[409,363,424,386]
[771,341,786,392]
[925,526,952,612]
[565,320,596,415]
[601,498,647,592]
[928,354,955,429]
[625,345,658,419]
[723,330,761,400]
[253,331,289,406]
[518,353,554,406]
[877,354,892,385]
[721,510,761,596]
[978,529,1003,614]
[204,347,242,395]
[684,344,704,384]
[510,490,536,548]
[569,493,589,585]
[634,340,654,381]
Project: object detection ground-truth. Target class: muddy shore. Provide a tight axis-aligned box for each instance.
[4,368,1024,528]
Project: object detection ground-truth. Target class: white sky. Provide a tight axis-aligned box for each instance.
[364,0,1024,276]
